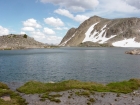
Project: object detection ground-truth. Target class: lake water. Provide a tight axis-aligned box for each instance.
[0,47,140,84]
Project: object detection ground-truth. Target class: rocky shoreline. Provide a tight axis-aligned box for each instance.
[1,79,140,105]
[19,89,140,105]
[125,49,140,55]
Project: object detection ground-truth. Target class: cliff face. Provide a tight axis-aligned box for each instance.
[0,34,47,50]
[60,16,140,47]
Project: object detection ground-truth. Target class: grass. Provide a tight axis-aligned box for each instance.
[75,91,90,97]
[41,92,61,103]
[106,79,140,93]
[17,80,103,94]
[89,98,95,102]
[3,48,12,50]
[0,82,27,105]
[17,79,140,95]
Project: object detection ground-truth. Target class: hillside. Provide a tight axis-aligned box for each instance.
[60,16,140,47]
[0,34,47,50]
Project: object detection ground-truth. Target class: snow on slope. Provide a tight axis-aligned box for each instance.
[112,38,140,47]
[60,33,76,46]
[82,23,116,44]
[82,22,99,42]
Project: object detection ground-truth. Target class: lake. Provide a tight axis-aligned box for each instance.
[0,47,140,84]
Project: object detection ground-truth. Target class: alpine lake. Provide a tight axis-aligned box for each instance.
[0,47,140,84]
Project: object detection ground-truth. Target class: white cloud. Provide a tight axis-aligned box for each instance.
[21,18,62,44]
[20,31,26,34]
[30,30,45,42]
[44,27,55,34]
[46,36,62,44]
[74,15,89,23]
[69,6,85,12]
[101,0,139,13]
[63,27,69,30]
[40,0,99,12]
[30,30,62,44]
[22,27,35,31]
[55,27,69,30]
[125,0,140,9]
[23,18,42,28]
[55,27,62,30]
[0,26,9,36]
[55,9,89,23]
[82,0,140,19]
[44,17,64,27]
[55,9,73,18]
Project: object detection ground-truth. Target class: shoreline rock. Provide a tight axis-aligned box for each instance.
[125,49,140,55]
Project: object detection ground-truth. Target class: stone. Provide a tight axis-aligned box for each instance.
[1,95,11,101]
[125,49,140,55]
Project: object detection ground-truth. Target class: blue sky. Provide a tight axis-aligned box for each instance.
[0,0,140,44]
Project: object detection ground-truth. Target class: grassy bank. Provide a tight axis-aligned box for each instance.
[17,79,140,94]
[0,82,27,105]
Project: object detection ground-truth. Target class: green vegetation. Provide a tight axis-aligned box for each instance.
[88,98,95,102]
[41,92,61,103]
[23,34,27,38]
[106,79,140,93]
[75,91,90,97]
[0,82,27,105]
[17,79,140,94]
[17,80,103,94]
[13,35,16,38]
[3,48,12,50]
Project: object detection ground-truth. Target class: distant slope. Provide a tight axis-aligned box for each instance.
[60,16,140,47]
[0,34,48,50]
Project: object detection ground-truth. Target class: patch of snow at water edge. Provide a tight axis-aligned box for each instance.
[112,38,140,47]
[82,22,99,42]
[83,24,116,44]
[60,33,76,46]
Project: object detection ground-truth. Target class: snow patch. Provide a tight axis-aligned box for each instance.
[83,23,116,44]
[112,38,140,47]
[82,22,99,42]
[60,33,76,46]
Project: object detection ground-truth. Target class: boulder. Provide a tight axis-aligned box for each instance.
[1,95,11,101]
[125,49,140,55]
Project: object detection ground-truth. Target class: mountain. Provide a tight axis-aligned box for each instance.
[60,16,140,47]
[0,34,48,50]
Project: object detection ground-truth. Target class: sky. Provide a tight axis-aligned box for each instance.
[0,0,140,44]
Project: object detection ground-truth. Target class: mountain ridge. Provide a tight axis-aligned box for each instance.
[60,16,140,47]
[0,34,48,50]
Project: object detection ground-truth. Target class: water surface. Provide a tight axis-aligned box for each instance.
[0,47,140,84]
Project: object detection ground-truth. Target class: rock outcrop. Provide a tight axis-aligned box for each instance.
[0,34,48,50]
[60,16,140,47]
[125,49,140,55]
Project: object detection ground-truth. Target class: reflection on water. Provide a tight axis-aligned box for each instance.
[0,47,140,84]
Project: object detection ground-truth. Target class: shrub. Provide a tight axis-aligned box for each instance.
[23,34,27,38]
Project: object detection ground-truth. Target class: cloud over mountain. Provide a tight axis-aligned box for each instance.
[40,0,99,12]
[55,9,89,23]
[44,17,64,27]
[0,26,9,36]
[23,18,42,28]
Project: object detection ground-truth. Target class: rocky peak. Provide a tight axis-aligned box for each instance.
[60,16,140,47]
